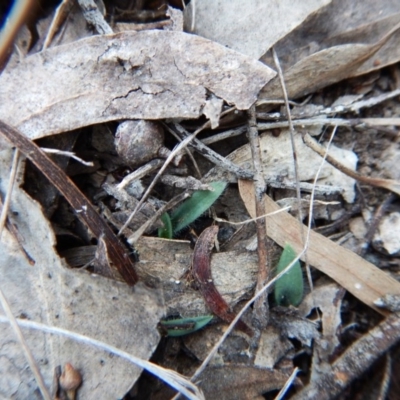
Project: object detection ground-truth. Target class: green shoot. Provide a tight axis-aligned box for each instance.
[158,212,173,239]
[159,315,213,337]
[274,244,304,307]
[164,181,227,236]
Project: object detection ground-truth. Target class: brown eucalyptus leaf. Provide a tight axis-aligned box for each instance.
[0,31,275,140]
[0,148,164,399]
[264,0,400,67]
[183,0,330,59]
[262,19,400,99]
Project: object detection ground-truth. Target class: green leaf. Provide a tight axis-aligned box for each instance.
[159,315,214,337]
[170,181,227,234]
[158,212,173,239]
[274,244,304,307]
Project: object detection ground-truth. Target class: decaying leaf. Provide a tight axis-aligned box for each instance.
[0,30,275,140]
[198,365,291,400]
[254,324,294,369]
[184,0,330,59]
[373,212,400,256]
[238,179,400,314]
[299,280,345,357]
[0,148,164,399]
[264,0,400,75]
[261,6,400,99]
[271,307,320,347]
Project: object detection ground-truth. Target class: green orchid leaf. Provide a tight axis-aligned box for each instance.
[170,181,227,234]
[159,315,213,337]
[274,243,304,307]
[158,212,173,239]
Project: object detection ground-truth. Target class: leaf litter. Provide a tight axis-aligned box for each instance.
[1,0,400,398]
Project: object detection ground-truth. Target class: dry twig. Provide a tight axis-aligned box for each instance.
[303,133,400,196]
[246,105,269,330]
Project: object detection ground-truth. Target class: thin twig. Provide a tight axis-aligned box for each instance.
[256,97,311,107]
[213,207,291,226]
[117,159,163,191]
[0,148,19,237]
[274,367,300,400]
[258,88,400,120]
[41,147,94,167]
[0,197,35,265]
[77,0,113,34]
[257,117,400,131]
[348,88,400,112]
[171,123,253,179]
[0,316,204,400]
[163,123,202,179]
[246,105,269,330]
[201,126,247,145]
[0,289,51,400]
[127,191,190,244]
[272,48,303,226]
[377,354,392,400]
[272,47,315,308]
[303,133,400,196]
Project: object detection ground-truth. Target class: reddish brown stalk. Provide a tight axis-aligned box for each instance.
[192,225,253,336]
[0,120,138,285]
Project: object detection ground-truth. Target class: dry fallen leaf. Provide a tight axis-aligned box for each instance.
[238,179,400,313]
[263,0,400,78]
[254,324,294,369]
[184,0,330,59]
[0,30,275,140]
[373,212,400,256]
[261,19,400,99]
[0,148,164,399]
[299,280,345,358]
[198,365,290,400]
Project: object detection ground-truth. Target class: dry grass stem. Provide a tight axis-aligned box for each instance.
[274,367,300,400]
[213,206,291,226]
[0,148,19,237]
[41,148,94,167]
[0,289,51,400]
